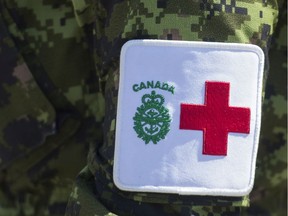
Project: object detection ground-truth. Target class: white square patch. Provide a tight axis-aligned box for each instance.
[114,40,264,196]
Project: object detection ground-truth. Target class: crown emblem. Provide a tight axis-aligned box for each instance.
[133,91,171,144]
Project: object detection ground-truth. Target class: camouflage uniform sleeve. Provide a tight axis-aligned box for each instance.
[244,0,287,215]
[0,1,57,214]
[66,0,285,216]
[0,0,104,215]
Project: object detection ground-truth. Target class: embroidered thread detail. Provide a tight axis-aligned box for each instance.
[133,91,171,144]
[179,81,251,156]
[133,81,175,94]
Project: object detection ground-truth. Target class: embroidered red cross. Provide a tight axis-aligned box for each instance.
[180,81,251,156]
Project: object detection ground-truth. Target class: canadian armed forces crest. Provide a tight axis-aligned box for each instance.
[132,81,173,144]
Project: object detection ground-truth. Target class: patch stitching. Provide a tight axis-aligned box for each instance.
[114,40,264,196]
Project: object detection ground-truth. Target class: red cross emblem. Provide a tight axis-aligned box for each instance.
[180,81,251,156]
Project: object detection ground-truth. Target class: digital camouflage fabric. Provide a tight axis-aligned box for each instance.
[244,1,287,215]
[0,0,286,216]
[67,0,285,216]
[0,0,103,215]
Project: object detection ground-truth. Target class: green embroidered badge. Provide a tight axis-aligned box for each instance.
[133,91,171,144]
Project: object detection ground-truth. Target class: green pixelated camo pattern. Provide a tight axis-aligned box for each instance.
[243,1,287,215]
[0,0,104,215]
[67,0,286,215]
[0,0,286,215]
